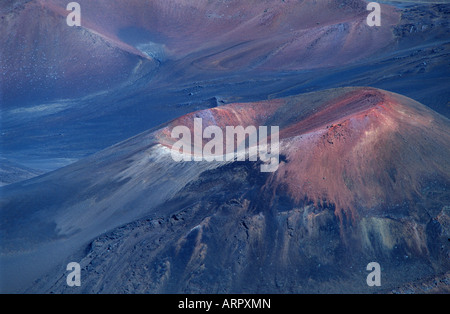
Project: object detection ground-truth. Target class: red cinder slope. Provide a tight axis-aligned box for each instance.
[275,88,450,220]
[157,87,450,219]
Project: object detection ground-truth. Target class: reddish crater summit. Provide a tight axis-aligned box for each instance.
[156,87,450,219]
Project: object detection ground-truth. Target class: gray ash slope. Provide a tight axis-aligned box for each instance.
[0,158,43,186]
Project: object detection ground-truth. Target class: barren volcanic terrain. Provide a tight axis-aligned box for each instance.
[0,0,449,294]
[1,0,400,104]
[1,0,449,178]
[1,87,449,293]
